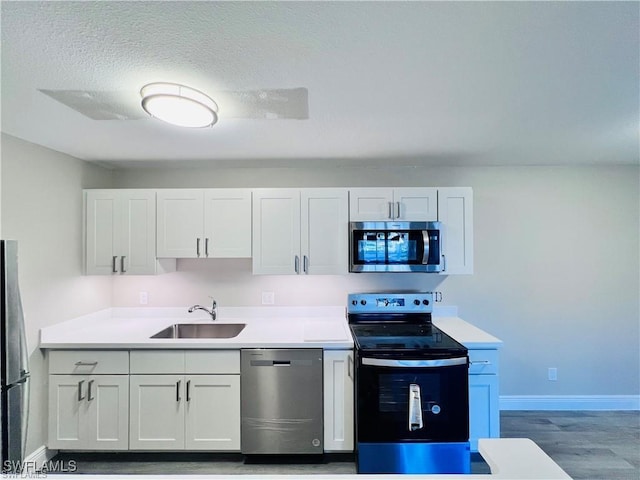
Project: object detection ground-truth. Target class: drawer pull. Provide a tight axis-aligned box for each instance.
[77,380,85,401]
[88,380,95,401]
[470,360,491,365]
[75,361,98,366]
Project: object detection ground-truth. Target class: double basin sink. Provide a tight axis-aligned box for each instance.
[151,323,246,339]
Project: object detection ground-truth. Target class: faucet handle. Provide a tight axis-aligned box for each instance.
[208,296,217,310]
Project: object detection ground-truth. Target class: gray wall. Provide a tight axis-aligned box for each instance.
[114,164,640,398]
[1,133,113,457]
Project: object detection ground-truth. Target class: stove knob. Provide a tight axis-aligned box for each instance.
[360,300,367,306]
[351,300,357,306]
[413,299,420,306]
[423,299,430,306]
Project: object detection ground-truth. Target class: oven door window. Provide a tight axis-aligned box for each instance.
[356,361,468,442]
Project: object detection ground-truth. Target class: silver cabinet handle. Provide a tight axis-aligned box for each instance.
[186,380,191,402]
[77,380,85,401]
[121,256,126,273]
[388,202,393,219]
[396,201,401,219]
[205,238,209,257]
[112,256,118,273]
[408,383,423,431]
[176,380,182,402]
[303,255,309,274]
[196,238,201,257]
[88,380,94,401]
[347,355,353,380]
[75,361,98,366]
[470,360,491,365]
[294,255,300,274]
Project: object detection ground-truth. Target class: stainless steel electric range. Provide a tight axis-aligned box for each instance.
[348,292,470,475]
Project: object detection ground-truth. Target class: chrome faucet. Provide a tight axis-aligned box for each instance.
[188,298,217,321]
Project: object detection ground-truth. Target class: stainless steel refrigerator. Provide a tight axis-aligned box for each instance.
[0,240,30,470]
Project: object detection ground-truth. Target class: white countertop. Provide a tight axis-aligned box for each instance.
[39,306,502,350]
[40,306,354,350]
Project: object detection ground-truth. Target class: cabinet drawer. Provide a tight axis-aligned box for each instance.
[185,350,240,374]
[49,350,129,374]
[130,350,185,374]
[468,349,499,375]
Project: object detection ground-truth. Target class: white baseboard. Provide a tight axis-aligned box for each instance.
[24,445,58,471]
[500,395,640,411]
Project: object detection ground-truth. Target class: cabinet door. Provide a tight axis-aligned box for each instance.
[348,188,394,221]
[156,190,204,258]
[84,375,129,450]
[301,189,349,275]
[468,374,499,452]
[438,187,474,274]
[203,189,252,258]
[184,375,240,451]
[323,350,354,452]
[48,375,88,449]
[394,187,438,221]
[121,190,157,275]
[252,189,301,274]
[85,191,120,275]
[129,375,185,450]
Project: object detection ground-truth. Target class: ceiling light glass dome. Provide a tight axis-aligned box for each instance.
[140,82,218,128]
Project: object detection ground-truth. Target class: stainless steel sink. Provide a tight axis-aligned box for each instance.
[151,323,246,339]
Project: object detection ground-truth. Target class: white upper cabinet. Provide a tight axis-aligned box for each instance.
[85,190,172,275]
[253,188,348,275]
[204,190,252,258]
[157,189,252,258]
[349,187,438,221]
[437,187,474,275]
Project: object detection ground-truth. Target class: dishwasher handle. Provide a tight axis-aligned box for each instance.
[249,359,313,367]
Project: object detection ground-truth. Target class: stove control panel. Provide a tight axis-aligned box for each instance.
[348,292,434,313]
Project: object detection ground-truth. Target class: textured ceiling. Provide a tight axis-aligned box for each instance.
[1,1,638,168]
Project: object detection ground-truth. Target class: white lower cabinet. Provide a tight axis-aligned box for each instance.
[128,350,241,451]
[48,351,129,450]
[323,350,354,452]
[468,349,500,451]
[129,374,185,450]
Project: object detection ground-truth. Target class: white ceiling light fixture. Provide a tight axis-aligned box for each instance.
[140,82,218,128]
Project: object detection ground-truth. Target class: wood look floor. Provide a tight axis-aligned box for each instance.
[50,411,639,479]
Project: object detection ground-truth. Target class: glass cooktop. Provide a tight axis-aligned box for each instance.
[350,323,467,355]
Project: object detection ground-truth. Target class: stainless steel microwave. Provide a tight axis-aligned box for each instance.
[349,221,442,273]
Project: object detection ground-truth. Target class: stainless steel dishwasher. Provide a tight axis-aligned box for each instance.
[241,349,323,454]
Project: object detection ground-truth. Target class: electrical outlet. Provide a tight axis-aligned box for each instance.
[139,291,148,305]
[261,291,275,305]
[548,367,558,381]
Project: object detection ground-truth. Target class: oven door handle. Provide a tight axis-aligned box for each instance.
[409,383,423,431]
[361,357,467,368]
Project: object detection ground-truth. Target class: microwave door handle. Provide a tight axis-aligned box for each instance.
[422,230,430,264]
[409,383,423,431]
